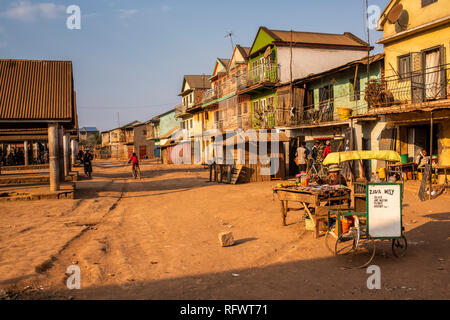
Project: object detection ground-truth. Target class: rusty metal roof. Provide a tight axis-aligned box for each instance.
[0,59,75,122]
[264,27,369,47]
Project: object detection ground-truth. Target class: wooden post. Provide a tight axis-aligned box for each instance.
[63,133,70,176]
[58,126,65,181]
[281,200,287,226]
[71,139,77,166]
[24,140,29,166]
[48,123,60,191]
[429,111,433,200]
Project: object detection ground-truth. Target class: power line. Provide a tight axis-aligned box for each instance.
[78,102,178,110]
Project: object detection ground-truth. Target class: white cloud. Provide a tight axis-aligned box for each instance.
[1,1,65,22]
[117,9,138,19]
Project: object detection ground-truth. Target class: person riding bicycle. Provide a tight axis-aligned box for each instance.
[128,152,140,177]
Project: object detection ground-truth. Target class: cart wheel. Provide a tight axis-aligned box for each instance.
[392,235,407,258]
[335,232,357,256]
[336,234,376,269]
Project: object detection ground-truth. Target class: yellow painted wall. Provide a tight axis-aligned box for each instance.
[383,24,450,78]
[381,0,450,39]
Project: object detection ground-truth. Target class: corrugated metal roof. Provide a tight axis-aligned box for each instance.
[0,59,75,121]
[184,75,211,89]
[293,53,384,84]
[265,28,369,47]
[81,126,99,132]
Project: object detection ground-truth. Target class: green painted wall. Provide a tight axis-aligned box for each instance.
[159,110,181,137]
[309,60,383,117]
[250,91,278,129]
[250,29,275,55]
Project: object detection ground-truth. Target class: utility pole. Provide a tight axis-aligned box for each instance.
[365,0,371,108]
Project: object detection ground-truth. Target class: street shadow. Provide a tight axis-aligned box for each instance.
[74,177,210,200]
[6,206,450,300]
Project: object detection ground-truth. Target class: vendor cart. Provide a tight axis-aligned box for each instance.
[325,183,407,268]
[273,184,351,238]
[322,151,407,268]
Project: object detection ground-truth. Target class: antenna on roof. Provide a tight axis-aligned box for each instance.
[225,31,234,51]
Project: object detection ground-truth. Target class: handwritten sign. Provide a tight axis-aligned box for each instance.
[367,183,402,238]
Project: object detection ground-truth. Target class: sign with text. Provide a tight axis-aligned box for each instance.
[367,183,402,238]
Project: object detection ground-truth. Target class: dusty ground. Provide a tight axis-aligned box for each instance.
[0,160,448,300]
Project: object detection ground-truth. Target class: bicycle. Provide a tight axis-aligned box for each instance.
[131,164,141,179]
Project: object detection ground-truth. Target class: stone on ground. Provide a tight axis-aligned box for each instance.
[218,231,235,247]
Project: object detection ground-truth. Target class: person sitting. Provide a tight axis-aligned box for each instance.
[415,149,430,170]
[317,164,347,186]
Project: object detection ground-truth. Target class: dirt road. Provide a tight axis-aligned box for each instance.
[0,160,448,299]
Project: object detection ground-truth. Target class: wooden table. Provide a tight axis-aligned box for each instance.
[388,162,416,180]
[273,186,351,238]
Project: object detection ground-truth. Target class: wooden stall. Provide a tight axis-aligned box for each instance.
[273,185,351,238]
[220,131,289,183]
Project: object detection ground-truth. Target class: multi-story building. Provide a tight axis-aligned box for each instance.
[176,75,211,163]
[101,121,154,160]
[146,108,181,158]
[79,127,99,150]
[352,0,450,174]
[276,54,385,176]
[237,26,371,130]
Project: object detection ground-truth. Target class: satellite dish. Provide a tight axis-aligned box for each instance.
[395,10,409,33]
[387,4,403,24]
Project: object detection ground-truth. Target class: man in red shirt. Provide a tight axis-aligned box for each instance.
[128,152,140,178]
[323,140,332,160]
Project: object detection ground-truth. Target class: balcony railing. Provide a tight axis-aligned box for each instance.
[366,64,450,108]
[248,64,279,86]
[203,87,218,103]
[213,120,224,131]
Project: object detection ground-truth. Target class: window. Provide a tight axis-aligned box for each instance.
[143,130,147,136]
[253,100,260,112]
[189,94,192,103]
[349,77,360,101]
[243,102,248,114]
[190,119,193,128]
[252,60,258,78]
[267,96,274,108]
[398,54,411,80]
[319,85,334,106]
[205,112,209,121]
[422,0,437,7]
[261,98,267,111]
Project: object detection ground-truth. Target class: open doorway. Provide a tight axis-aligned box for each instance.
[405,124,438,162]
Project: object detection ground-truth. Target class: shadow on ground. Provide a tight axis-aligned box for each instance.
[11,215,450,300]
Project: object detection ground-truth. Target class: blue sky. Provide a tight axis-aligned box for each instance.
[0,0,388,132]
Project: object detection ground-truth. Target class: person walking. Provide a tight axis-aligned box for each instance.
[296,141,308,173]
[82,149,93,179]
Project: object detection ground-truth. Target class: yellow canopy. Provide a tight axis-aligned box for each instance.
[323,150,401,165]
